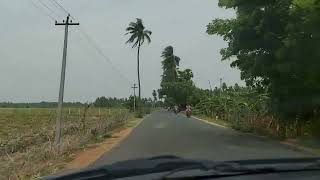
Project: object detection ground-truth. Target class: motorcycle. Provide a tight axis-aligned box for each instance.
[173,106,179,114]
[186,108,192,118]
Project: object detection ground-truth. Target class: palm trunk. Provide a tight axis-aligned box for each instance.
[137,42,141,100]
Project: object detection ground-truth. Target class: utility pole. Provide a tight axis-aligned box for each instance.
[220,78,223,96]
[132,84,138,112]
[208,80,213,96]
[55,15,79,146]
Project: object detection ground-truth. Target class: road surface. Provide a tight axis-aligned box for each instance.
[93,110,310,166]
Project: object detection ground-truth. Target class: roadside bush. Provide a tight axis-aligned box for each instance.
[193,89,316,139]
[305,119,320,138]
[134,111,143,118]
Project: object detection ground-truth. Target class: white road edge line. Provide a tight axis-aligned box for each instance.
[191,116,227,129]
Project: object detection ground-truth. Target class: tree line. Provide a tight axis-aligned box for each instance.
[152,0,320,138]
[0,102,83,108]
[203,0,320,137]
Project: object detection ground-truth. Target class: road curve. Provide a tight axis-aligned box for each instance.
[93,110,310,167]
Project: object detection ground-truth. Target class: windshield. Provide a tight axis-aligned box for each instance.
[1,0,320,179]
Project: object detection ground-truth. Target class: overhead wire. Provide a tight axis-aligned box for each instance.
[29,0,132,96]
[50,0,76,19]
[36,0,62,19]
[45,0,67,18]
[47,0,133,85]
[76,27,133,85]
[31,0,133,86]
[29,0,56,20]
[69,28,126,94]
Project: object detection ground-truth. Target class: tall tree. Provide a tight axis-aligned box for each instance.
[159,46,180,101]
[222,82,227,91]
[152,90,157,102]
[126,18,152,99]
[234,83,240,91]
[159,46,196,106]
[207,0,320,123]
[161,46,180,83]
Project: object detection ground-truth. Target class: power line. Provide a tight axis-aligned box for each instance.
[76,27,132,85]
[69,28,131,94]
[36,0,62,19]
[46,0,67,18]
[47,0,131,84]
[32,0,133,85]
[29,0,56,20]
[49,0,76,20]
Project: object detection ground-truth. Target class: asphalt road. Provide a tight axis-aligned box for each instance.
[93,110,311,167]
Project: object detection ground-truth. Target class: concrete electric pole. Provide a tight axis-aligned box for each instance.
[132,84,138,112]
[55,15,79,146]
[208,80,213,96]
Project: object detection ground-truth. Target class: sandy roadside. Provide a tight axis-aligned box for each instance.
[65,118,143,170]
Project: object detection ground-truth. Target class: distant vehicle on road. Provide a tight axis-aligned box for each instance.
[186,105,192,118]
[173,105,179,114]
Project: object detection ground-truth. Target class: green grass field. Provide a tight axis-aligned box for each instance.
[0,107,132,180]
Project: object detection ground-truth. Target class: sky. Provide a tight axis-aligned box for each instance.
[0,0,243,103]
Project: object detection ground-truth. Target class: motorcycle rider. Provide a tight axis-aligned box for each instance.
[186,104,192,117]
[174,105,179,114]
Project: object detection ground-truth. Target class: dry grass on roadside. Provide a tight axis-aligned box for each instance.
[0,108,132,180]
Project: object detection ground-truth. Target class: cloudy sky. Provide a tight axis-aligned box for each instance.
[0,0,242,102]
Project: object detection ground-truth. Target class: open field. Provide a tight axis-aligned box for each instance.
[0,107,132,180]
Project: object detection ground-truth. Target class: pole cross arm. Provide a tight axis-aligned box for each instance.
[55,22,80,26]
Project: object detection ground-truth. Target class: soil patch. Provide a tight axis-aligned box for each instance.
[66,119,142,170]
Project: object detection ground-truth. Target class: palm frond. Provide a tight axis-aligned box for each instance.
[126,26,136,32]
[126,18,151,48]
[144,34,151,43]
[132,38,140,48]
[140,35,145,45]
[126,34,138,44]
[136,18,143,26]
[161,46,173,58]
[144,30,152,36]
[128,22,137,28]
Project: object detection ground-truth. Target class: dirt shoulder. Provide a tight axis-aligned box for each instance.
[65,118,143,170]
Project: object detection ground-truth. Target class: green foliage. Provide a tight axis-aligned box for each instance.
[207,0,320,121]
[152,90,157,102]
[125,96,153,112]
[94,97,127,108]
[158,46,198,107]
[222,82,227,91]
[134,111,144,118]
[125,18,152,48]
[234,83,240,91]
[194,87,268,118]
[160,46,180,83]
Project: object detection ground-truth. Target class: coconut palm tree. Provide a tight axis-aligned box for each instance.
[161,46,180,83]
[125,18,152,99]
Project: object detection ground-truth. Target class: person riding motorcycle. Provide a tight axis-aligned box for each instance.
[174,105,179,114]
[186,104,192,118]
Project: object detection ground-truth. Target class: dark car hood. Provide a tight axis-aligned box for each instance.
[43,155,320,180]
